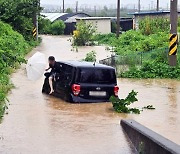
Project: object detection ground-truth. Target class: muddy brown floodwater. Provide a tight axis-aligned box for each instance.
[0,36,180,154]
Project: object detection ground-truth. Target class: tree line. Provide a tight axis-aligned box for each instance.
[0,0,41,40]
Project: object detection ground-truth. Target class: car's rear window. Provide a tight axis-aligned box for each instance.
[76,68,116,84]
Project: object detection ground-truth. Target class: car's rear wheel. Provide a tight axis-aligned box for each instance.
[64,93,73,103]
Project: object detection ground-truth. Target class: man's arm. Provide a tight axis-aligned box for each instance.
[45,67,51,71]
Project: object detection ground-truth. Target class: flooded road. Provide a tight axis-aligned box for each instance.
[0,36,180,153]
[118,78,180,145]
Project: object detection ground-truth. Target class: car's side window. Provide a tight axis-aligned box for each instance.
[56,64,66,87]
[64,65,73,85]
[57,64,73,87]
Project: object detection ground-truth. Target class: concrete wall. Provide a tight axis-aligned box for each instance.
[121,119,180,154]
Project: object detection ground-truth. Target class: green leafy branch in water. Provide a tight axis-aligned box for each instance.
[110,90,156,114]
[110,90,140,114]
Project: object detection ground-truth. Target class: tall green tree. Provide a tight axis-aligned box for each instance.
[0,0,41,40]
[66,8,73,13]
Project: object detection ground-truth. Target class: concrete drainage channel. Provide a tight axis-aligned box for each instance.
[121,120,180,154]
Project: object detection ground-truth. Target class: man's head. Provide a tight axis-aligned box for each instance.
[48,56,55,66]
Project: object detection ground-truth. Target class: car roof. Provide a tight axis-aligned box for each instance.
[58,60,115,70]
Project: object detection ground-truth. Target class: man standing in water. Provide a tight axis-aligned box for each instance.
[46,56,61,94]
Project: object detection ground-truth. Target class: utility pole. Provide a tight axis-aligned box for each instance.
[149,4,151,10]
[157,0,159,11]
[33,0,39,41]
[76,1,78,13]
[138,0,141,12]
[94,6,97,16]
[167,3,169,10]
[116,0,120,38]
[151,1,154,10]
[169,0,178,66]
[63,0,65,13]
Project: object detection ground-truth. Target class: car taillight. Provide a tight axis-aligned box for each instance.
[114,86,119,97]
[72,84,81,96]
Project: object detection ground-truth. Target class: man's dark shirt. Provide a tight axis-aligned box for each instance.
[49,61,61,74]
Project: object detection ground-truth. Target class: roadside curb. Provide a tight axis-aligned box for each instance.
[121,119,180,154]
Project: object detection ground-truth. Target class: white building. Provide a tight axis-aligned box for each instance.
[76,17,111,34]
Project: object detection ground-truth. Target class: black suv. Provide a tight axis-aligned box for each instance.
[42,61,119,103]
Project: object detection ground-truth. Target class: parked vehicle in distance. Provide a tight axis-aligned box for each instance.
[42,61,119,103]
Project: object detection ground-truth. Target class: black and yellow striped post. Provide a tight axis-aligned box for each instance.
[169,0,178,66]
[33,27,37,38]
[169,34,178,56]
[32,0,40,41]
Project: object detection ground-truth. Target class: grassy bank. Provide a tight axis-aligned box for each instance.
[93,17,180,79]
[0,21,39,119]
[93,30,169,55]
[94,32,180,79]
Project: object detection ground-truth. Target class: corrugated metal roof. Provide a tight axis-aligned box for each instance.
[76,17,111,20]
[65,13,91,23]
[41,13,91,23]
[41,13,68,22]
[110,17,133,21]
[129,11,180,16]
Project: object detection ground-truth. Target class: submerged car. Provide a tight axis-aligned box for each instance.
[42,61,119,103]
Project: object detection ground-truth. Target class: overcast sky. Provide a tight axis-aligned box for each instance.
[41,0,173,9]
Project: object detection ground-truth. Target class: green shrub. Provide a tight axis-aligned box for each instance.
[38,18,65,35]
[49,20,65,35]
[0,20,36,119]
[0,0,41,41]
[111,22,117,33]
[139,17,170,35]
[84,51,96,62]
[94,30,168,55]
[93,33,116,45]
[66,8,73,13]
[0,21,29,64]
[93,17,180,79]
[38,17,51,34]
[121,62,180,79]
[72,20,96,46]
